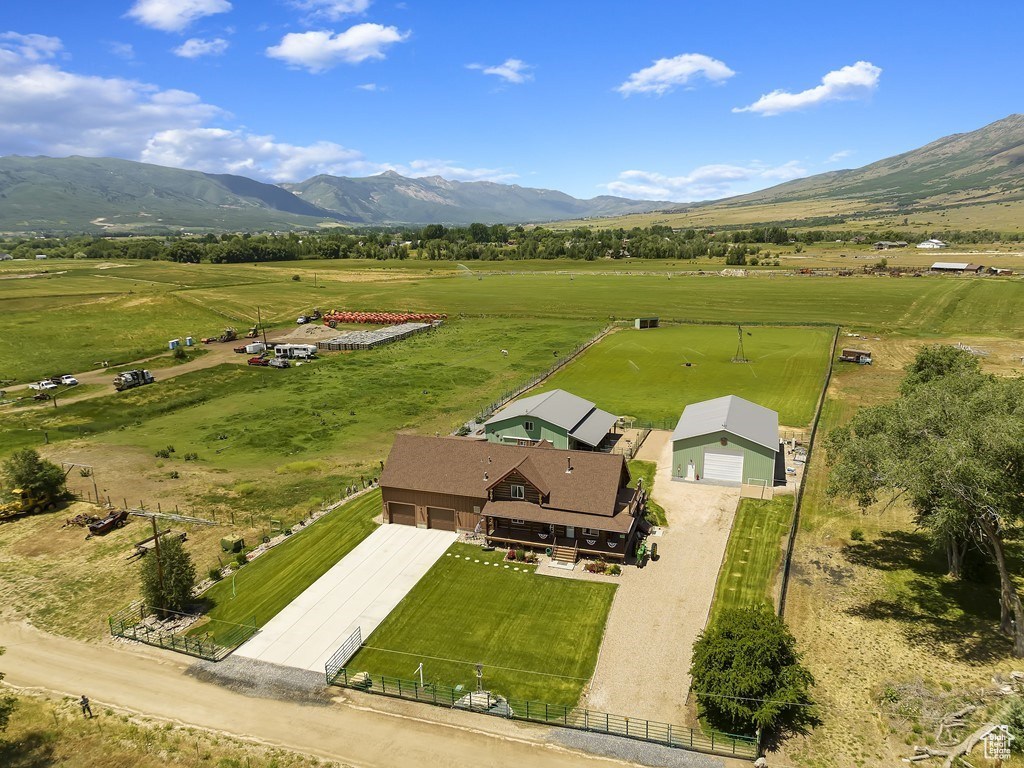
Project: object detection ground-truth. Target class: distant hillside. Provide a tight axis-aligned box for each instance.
[556,114,1024,233]
[281,171,668,225]
[0,157,669,234]
[0,155,346,234]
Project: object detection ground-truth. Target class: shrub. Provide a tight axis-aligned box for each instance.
[607,564,622,576]
[208,567,223,581]
[515,548,525,561]
[505,549,516,561]
[166,445,176,453]
[154,448,171,459]
[850,527,865,541]
[184,452,199,461]
[234,552,247,567]
[1004,696,1024,752]
[456,425,471,436]
[292,274,301,281]
[173,346,187,360]
[168,470,179,479]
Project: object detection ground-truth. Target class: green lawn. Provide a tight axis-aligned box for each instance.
[537,325,834,426]
[347,542,616,706]
[627,459,667,526]
[194,490,381,643]
[708,496,793,625]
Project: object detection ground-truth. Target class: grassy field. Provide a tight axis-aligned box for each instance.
[537,325,834,426]
[627,459,667,526]
[708,496,793,625]
[1,693,333,768]
[347,542,616,706]
[194,491,380,643]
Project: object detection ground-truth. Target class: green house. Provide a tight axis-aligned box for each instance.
[671,395,780,486]
[483,389,618,451]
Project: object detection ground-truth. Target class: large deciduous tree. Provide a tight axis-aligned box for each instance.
[140,536,196,616]
[826,347,1024,655]
[690,607,817,737]
[2,449,66,501]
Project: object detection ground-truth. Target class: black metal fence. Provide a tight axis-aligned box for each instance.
[109,602,257,662]
[324,626,362,683]
[328,667,757,759]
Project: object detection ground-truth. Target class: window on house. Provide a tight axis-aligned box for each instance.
[582,527,599,536]
[524,420,534,431]
[511,484,525,500]
[511,518,525,525]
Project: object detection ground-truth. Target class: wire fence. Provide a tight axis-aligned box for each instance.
[327,667,757,759]
[109,601,257,662]
[472,326,612,424]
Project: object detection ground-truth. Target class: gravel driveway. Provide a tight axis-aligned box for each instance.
[584,430,740,725]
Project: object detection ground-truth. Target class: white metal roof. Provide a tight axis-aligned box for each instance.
[484,389,617,448]
[930,262,969,270]
[671,395,779,451]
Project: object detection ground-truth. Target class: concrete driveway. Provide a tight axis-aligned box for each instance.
[585,430,740,724]
[235,524,457,673]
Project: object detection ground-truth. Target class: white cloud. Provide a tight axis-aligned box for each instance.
[617,53,734,96]
[467,58,532,84]
[734,61,881,116]
[126,0,232,32]
[292,0,372,20]
[356,82,379,90]
[142,128,378,181]
[266,23,409,72]
[604,161,807,201]
[400,159,518,183]
[0,35,514,184]
[827,149,853,163]
[108,41,136,60]
[0,32,62,65]
[174,37,229,58]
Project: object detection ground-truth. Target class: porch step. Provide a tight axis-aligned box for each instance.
[551,543,577,564]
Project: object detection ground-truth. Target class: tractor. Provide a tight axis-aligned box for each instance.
[245,324,260,338]
[0,488,55,520]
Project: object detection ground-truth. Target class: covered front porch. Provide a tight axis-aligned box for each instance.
[485,518,634,561]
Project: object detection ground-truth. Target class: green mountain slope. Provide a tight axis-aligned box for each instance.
[0,156,344,234]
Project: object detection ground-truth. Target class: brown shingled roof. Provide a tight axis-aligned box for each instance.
[380,434,629,517]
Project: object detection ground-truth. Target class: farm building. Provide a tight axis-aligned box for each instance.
[380,434,646,561]
[484,389,618,451]
[917,239,948,249]
[634,317,660,329]
[671,396,781,486]
[930,262,985,274]
[873,241,908,250]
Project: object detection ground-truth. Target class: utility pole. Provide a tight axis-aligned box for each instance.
[258,306,268,347]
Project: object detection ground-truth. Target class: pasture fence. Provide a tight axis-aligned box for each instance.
[109,601,257,662]
[472,325,613,424]
[327,666,757,759]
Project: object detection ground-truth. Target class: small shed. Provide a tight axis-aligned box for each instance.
[671,396,779,486]
[634,317,660,330]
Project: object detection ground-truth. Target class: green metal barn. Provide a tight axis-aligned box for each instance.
[671,396,779,486]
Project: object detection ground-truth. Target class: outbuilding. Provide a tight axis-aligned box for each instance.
[671,395,780,486]
[484,389,617,451]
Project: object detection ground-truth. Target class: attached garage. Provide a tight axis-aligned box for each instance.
[388,502,416,526]
[426,506,456,531]
[671,395,779,487]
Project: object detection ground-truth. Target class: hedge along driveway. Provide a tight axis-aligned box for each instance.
[194,490,381,644]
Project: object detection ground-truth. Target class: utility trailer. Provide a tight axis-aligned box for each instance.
[838,348,873,365]
[113,369,155,391]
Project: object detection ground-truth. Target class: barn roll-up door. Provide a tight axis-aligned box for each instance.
[389,502,416,526]
[703,451,744,483]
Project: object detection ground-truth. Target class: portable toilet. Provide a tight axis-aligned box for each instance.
[185,336,194,347]
[168,339,180,350]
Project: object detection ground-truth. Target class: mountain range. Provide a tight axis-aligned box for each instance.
[1,114,1022,234]
[0,156,669,234]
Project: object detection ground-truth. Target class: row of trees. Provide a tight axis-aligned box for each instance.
[5,222,1019,266]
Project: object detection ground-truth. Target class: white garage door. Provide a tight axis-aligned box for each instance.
[703,451,744,483]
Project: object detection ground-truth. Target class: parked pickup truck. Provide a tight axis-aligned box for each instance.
[60,375,78,386]
[247,356,270,366]
[29,380,58,391]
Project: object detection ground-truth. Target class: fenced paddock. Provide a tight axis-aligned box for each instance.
[109,602,257,661]
[327,667,757,759]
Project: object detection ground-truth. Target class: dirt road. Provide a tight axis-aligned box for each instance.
[0,621,640,768]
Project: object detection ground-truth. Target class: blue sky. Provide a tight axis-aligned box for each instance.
[1,1,1020,201]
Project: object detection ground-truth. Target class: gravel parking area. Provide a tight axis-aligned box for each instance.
[584,430,740,725]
